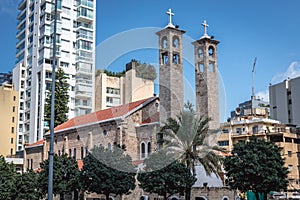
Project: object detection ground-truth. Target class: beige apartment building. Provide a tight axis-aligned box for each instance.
[95,60,155,111]
[218,107,300,196]
[0,84,18,156]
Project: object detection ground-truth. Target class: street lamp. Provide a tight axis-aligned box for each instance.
[47,0,58,199]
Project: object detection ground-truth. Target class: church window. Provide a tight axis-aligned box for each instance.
[103,129,107,136]
[141,142,146,159]
[162,52,168,64]
[173,54,179,64]
[173,36,179,48]
[148,142,151,155]
[222,197,230,200]
[208,46,215,58]
[199,63,204,73]
[195,197,207,200]
[209,63,214,72]
[162,37,167,48]
[74,148,77,159]
[198,48,204,59]
[81,147,84,159]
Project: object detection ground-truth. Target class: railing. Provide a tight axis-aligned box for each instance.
[77,0,94,8]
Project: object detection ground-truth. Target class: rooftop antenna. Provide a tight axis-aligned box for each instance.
[251,57,257,100]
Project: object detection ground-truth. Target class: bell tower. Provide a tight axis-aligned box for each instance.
[156,9,185,124]
[192,20,220,130]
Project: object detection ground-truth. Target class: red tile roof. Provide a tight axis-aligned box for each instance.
[53,97,156,133]
[25,140,44,148]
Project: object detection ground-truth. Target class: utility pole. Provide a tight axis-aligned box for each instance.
[47,0,58,199]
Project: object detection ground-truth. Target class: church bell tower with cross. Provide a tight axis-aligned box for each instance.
[156,9,185,124]
[192,20,220,130]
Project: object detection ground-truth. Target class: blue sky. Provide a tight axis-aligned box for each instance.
[1,0,300,121]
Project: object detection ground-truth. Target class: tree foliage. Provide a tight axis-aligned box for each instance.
[81,145,136,200]
[224,136,288,200]
[0,156,17,200]
[158,103,225,200]
[136,62,157,81]
[137,151,196,200]
[96,69,126,77]
[15,170,43,200]
[39,154,81,199]
[44,67,70,128]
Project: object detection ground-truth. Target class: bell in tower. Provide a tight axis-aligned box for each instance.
[192,20,220,130]
[156,9,185,124]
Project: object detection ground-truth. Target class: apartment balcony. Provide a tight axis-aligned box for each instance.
[77,0,94,9]
[17,18,26,29]
[18,0,27,10]
[77,9,93,23]
[76,33,93,41]
[51,0,62,14]
[76,66,92,76]
[17,9,26,20]
[50,19,62,34]
[75,91,92,99]
[76,50,93,63]
[76,23,93,30]
[16,47,25,58]
[15,53,25,64]
[50,50,61,58]
[16,28,26,39]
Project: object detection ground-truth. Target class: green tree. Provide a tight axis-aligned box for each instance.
[39,154,81,200]
[44,67,70,128]
[0,156,17,200]
[224,136,288,200]
[15,170,43,200]
[159,103,225,200]
[136,62,157,81]
[81,145,136,200]
[137,151,196,200]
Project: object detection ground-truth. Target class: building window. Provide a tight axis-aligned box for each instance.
[11,127,14,134]
[13,96,16,101]
[148,142,151,155]
[252,126,258,134]
[74,148,77,159]
[69,149,72,157]
[103,130,107,136]
[218,140,229,146]
[81,147,84,159]
[58,150,61,156]
[86,146,89,155]
[289,165,293,172]
[27,159,29,169]
[12,117,15,123]
[141,142,146,159]
[10,138,13,144]
[236,128,242,134]
[288,151,292,157]
[30,159,33,170]
[12,106,15,112]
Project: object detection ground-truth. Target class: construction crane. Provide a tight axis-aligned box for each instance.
[251,57,257,100]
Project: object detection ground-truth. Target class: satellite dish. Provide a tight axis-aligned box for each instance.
[235,107,241,116]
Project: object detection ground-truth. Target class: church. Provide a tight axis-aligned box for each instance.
[24,9,234,200]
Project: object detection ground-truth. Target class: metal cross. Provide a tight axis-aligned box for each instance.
[166,9,175,28]
[202,20,209,37]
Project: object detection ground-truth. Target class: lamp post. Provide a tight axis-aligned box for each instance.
[47,0,58,199]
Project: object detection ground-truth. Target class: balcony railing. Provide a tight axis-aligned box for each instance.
[77,0,94,8]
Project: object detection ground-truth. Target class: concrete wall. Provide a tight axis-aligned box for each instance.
[0,84,18,156]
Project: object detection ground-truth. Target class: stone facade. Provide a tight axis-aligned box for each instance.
[193,37,220,130]
[156,27,185,124]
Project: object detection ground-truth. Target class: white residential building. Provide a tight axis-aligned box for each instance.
[269,76,300,127]
[13,0,96,150]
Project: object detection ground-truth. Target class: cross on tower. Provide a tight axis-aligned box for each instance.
[201,20,209,38]
[166,9,175,28]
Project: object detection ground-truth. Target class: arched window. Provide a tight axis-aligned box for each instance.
[208,46,215,58]
[198,48,204,59]
[173,36,179,48]
[141,142,146,159]
[103,129,107,136]
[222,196,230,200]
[147,142,151,155]
[108,143,111,150]
[195,197,207,200]
[199,63,204,73]
[162,37,167,48]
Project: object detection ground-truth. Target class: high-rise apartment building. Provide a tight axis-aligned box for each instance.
[13,0,96,150]
[0,84,18,156]
[269,76,300,127]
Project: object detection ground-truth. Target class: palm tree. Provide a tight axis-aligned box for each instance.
[158,102,226,200]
